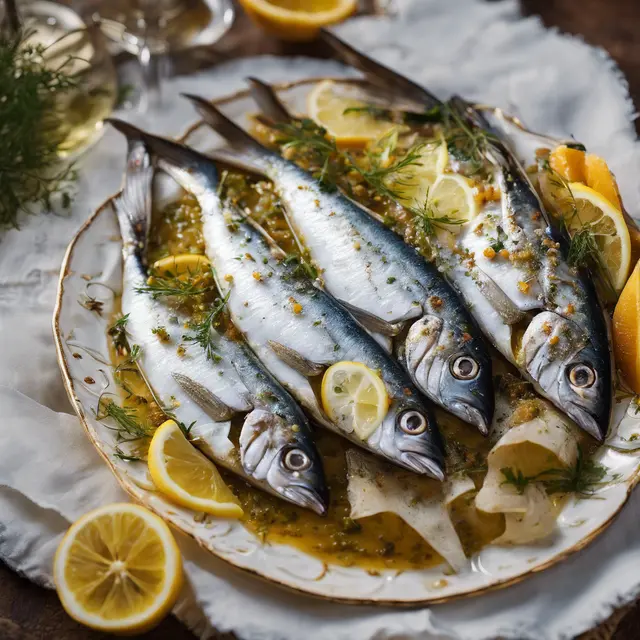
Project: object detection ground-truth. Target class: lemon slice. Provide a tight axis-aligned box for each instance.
[426,173,477,226]
[321,361,389,440]
[563,183,631,292]
[307,80,396,148]
[148,420,243,518]
[238,0,357,42]
[388,142,448,206]
[53,503,183,634]
[152,254,210,276]
[613,259,640,393]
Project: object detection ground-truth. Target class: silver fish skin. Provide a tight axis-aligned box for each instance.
[318,32,613,442]
[183,90,495,436]
[109,119,329,514]
[137,128,446,480]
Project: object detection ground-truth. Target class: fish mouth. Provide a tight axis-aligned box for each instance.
[400,452,445,481]
[567,402,608,442]
[449,402,491,436]
[282,486,328,516]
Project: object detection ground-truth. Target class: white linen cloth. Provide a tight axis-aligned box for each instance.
[1,0,639,637]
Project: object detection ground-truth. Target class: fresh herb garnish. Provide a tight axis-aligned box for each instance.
[182,292,230,360]
[500,448,609,498]
[439,103,497,176]
[273,119,340,191]
[97,399,152,442]
[407,188,465,237]
[500,467,531,494]
[135,269,216,299]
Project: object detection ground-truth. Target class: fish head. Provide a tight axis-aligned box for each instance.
[240,409,328,515]
[373,398,445,480]
[522,312,611,441]
[404,315,494,434]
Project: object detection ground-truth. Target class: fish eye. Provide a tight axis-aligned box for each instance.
[397,410,428,435]
[568,363,596,389]
[451,355,479,380]
[284,448,311,472]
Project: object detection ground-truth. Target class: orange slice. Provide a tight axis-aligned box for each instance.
[237,0,357,42]
[613,259,640,393]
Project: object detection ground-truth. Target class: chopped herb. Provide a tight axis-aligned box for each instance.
[135,269,215,299]
[407,188,465,237]
[97,399,152,442]
[500,467,531,494]
[182,292,230,360]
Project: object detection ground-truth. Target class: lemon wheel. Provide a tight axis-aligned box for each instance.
[148,420,243,518]
[564,183,631,292]
[152,254,210,276]
[238,0,357,42]
[387,142,448,206]
[307,80,397,148]
[321,361,389,440]
[54,503,183,634]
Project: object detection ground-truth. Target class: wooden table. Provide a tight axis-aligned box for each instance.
[2,0,639,637]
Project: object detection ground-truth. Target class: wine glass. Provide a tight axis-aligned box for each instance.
[96,0,235,110]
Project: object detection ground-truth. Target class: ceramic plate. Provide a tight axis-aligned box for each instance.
[53,78,640,604]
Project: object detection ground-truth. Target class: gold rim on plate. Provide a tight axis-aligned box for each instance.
[52,78,640,606]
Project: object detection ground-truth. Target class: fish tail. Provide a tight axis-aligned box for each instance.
[182,93,271,161]
[319,29,442,109]
[246,77,293,124]
[135,125,219,196]
[108,119,153,258]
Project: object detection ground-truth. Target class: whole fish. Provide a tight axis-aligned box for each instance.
[319,29,613,441]
[134,126,447,480]
[110,119,329,514]
[182,91,495,436]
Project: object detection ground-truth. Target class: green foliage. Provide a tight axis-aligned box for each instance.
[0,29,77,229]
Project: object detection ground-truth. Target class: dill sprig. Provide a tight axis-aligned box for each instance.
[541,160,616,297]
[273,118,340,191]
[440,103,498,176]
[97,399,152,442]
[407,188,465,237]
[135,270,216,299]
[182,292,230,361]
[500,467,531,494]
[500,448,609,498]
[353,140,427,201]
[0,29,78,229]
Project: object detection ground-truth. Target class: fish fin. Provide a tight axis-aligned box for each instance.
[319,29,441,109]
[473,268,526,325]
[171,372,236,421]
[182,93,272,161]
[109,119,154,259]
[246,77,293,124]
[267,340,325,377]
[338,299,401,336]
